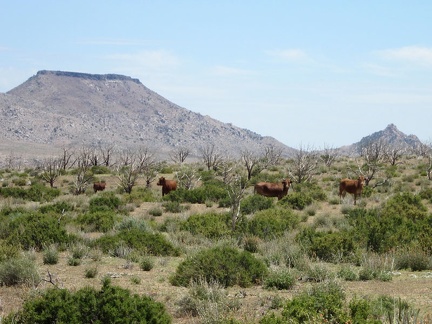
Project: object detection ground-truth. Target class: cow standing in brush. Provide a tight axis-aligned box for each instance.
[157,177,177,196]
[339,176,366,205]
[93,182,106,193]
[254,178,292,200]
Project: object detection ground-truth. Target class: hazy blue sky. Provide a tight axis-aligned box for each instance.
[1,1,431,148]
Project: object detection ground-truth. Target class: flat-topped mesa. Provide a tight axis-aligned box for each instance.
[36,70,141,84]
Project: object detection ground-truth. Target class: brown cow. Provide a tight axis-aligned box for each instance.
[254,178,292,200]
[339,176,366,205]
[157,177,177,196]
[93,182,106,193]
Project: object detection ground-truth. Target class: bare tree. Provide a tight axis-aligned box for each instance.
[98,143,116,167]
[288,145,320,183]
[320,144,339,167]
[39,157,63,188]
[241,149,262,180]
[60,146,76,170]
[216,159,237,185]
[176,164,201,190]
[384,143,406,166]
[199,144,223,171]
[170,146,191,164]
[225,173,248,231]
[359,139,387,185]
[115,150,141,194]
[73,149,94,195]
[261,144,283,170]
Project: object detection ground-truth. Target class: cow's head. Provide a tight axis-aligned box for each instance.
[157,177,165,186]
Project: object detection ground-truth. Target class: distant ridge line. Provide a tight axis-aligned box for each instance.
[36,70,141,84]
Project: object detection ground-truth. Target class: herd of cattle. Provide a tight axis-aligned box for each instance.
[93,175,367,205]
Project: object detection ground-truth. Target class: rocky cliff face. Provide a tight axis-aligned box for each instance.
[1,70,295,160]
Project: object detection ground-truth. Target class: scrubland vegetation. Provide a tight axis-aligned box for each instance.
[1,143,432,323]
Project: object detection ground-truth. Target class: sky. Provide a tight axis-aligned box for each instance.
[1,1,431,148]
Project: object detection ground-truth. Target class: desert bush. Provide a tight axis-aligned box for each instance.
[162,201,186,213]
[0,182,60,202]
[140,256,154,271]
[170,245,268,288]
[247,208,300,240]
[84,266,98,278]
[89,192,122,212]
[243,235,261,253]
[176,278,239,322]
[337,265,358,281]
[270,280,349,323]
[3,278,171,323]
[94,228,180,257]
[91,165,110,174]
[165,185,228,204]
[76,210,120,232]
[264,268,296,290]
[240,194,273,214]
[394,247,431,271]
[0,256,41,286]
[148,207,163,216]
[123,187,157,204]
[0,240,19,262]
[43,244,59,265]
[179,212,231,239]
[345,193,431,253]
[4,211,74,250]
[295,227,358,263]
[39,201,75,214]
[278,192,313,210]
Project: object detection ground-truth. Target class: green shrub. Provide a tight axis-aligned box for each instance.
[248,208,300,240]
[95,228,180,257]
[43,244,59,265]
[395,248,431,271]
[345,193,431,253]
[241,194,273,214]
[84,266,98,278]
[0,257,41,286]
[170,246,268,288]
[148,207,163,216]
[3,278,171,323]
[279,192,313,210]
[162,201,186,213]
[39,201,75,214]
[0,240,19,262]
[123,187,157,203]
[280,281,348,323]
[164,185,228,204]
[91,165,110,174]
[76,210,120,232]
[89,192,121,212]
[243,235,261,253]
[338,265,358,281]
[264,269,295,290]
[4,211,74,250]
[180,212,231,239]
[140,256,154,271]
[176,278,239,321]
[0,182,60,202]
[296,228,358,263]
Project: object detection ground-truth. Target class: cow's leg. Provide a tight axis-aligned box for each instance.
[353,194,357,205]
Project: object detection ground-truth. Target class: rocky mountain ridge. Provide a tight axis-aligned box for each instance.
[1,70,294,161]
[0,70,424,163]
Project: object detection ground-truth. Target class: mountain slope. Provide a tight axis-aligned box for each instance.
[341,123,423,154]
[1,70,295,160]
